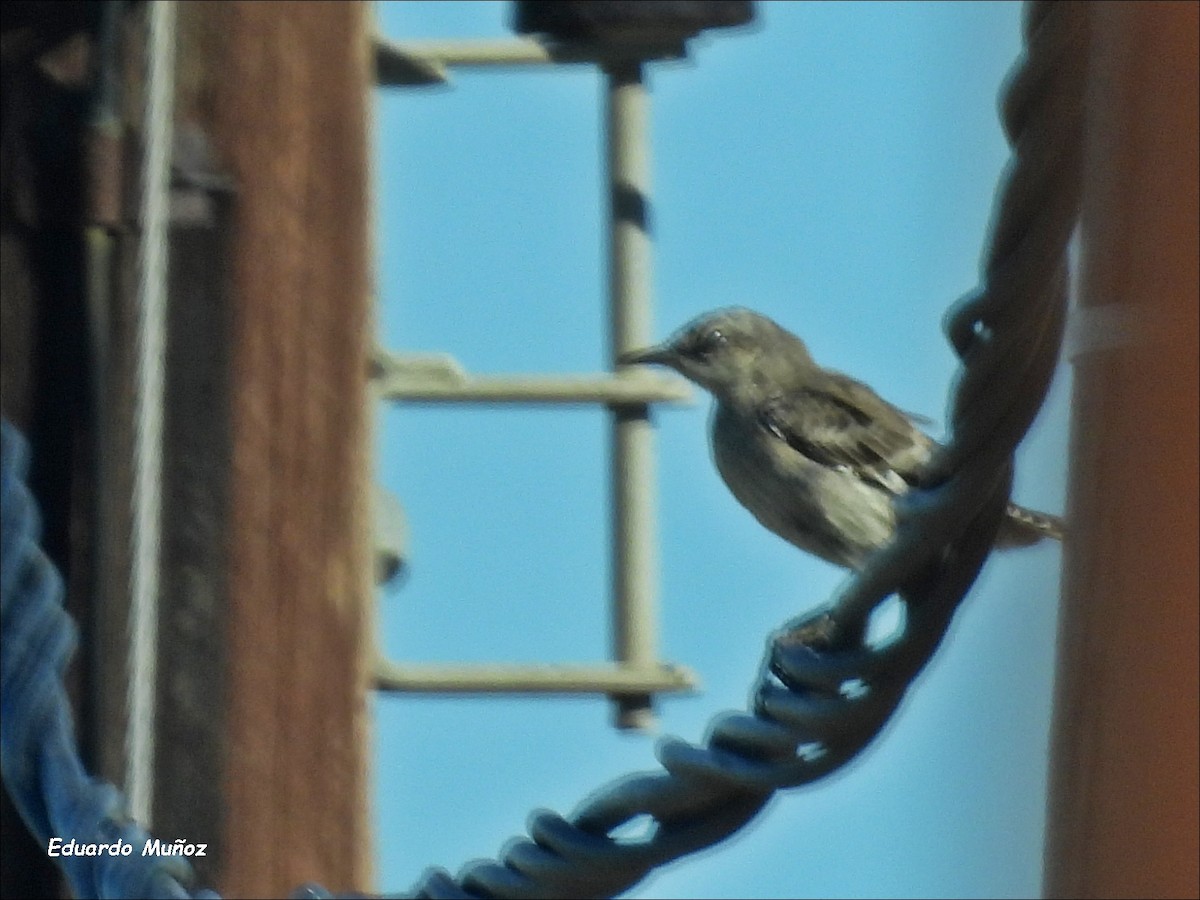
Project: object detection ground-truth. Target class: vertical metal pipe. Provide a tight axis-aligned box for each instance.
[85,0,126,795]
[606,62,658,730]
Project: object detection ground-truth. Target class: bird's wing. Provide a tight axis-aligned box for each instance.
[760,372,933,494]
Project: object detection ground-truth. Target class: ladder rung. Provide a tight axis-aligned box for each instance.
[373,351,691,406]
[374,36,689,87]
[374,660,699,695]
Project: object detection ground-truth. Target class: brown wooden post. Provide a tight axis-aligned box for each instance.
[183,2,375,895]
[1045,3,1199,897]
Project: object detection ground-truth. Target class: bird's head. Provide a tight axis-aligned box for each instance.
[620,307,814,402]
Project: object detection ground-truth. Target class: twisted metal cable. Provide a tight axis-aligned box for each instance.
[127,0,177,827]
[400,2,1088,897]
[2,421,220,900]
[3,414,370,900]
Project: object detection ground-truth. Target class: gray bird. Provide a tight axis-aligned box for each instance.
[621,307,1063,571]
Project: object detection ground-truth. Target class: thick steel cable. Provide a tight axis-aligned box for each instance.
[127,0,176,828]
[2,421,219,900]
[396,2,1088,897]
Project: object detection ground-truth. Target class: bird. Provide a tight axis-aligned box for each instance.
[620,307,1064,571]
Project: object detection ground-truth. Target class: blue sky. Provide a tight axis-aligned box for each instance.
[371,2,1068,897]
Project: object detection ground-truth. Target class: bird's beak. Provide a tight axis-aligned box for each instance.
[618,343,677,368]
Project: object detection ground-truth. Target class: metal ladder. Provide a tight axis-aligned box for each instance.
[371,29,728,728]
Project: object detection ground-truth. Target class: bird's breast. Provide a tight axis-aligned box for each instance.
[709,403,898,569]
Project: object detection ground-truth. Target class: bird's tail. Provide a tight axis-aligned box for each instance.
[997,502,1065,547]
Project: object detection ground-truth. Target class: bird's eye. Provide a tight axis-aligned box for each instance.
[688,328,727,359]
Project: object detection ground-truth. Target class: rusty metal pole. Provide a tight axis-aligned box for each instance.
[197,2,375,894]
[1045,3,1199,897]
